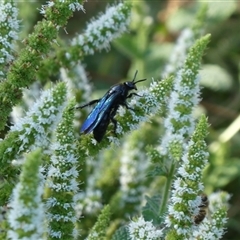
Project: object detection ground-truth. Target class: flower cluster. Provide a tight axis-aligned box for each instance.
[71,3,131,55]
[60,63,92,102]
[6,83,67,159]
[8,149,45,240]
[165,116,209,239]
[119,130,150,214]
[162,4,207,79]
[40,0,84,15]
[159,34,210,162]
[162,28,194,78]
[0,82,67,199]
[0,1,19,78]
[75,189,102,217]
[192,192,230,240]
[128,216,163,240]
[0,0,86,131]
[46,101,80,239]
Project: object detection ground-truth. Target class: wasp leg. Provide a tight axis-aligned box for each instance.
[75,99,100,109]
[127,92,141,99]
[122,102,134,111]
[124,92,142,111]
[109,107,118,135]
[110,117,118,136]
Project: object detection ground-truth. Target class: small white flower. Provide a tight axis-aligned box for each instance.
[162,28,194,78]
[0,2,20,78]
[71,3,130,54]
[128,216,163,240]
[8,157,45,239]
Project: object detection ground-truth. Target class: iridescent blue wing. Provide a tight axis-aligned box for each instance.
[80,96,107,133]
[80,91,118,134]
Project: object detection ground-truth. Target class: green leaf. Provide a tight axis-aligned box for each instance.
[203,0,237,22]
[200,64,233,91]
[167,8,194,32]
[111,225,131,240]
[145,43,173,76]
[142,195,162,225]
[113,36,142,59]
[206,159,240,187]
[147,166,168,178]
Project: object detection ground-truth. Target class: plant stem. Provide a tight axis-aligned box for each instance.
[159,162,176,216]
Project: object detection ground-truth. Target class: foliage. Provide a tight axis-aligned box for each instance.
[1,0,239,239]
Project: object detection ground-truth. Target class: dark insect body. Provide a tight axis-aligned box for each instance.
[77,71,146,142]
[194,194,209,224]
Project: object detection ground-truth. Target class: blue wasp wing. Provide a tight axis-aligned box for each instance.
[80,97,107,133]
[80,91,118,134]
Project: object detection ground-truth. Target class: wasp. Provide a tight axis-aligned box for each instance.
[194,194,209,224]
[76,71,146,142]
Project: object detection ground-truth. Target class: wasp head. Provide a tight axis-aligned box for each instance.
[124,70,146,90]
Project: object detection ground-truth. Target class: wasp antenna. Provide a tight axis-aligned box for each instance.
[132,70,138,82]
[134,78,147,84]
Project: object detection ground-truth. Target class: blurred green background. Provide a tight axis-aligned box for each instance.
[18,0,240,239]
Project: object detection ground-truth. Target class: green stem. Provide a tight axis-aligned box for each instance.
[159,162,176,216]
